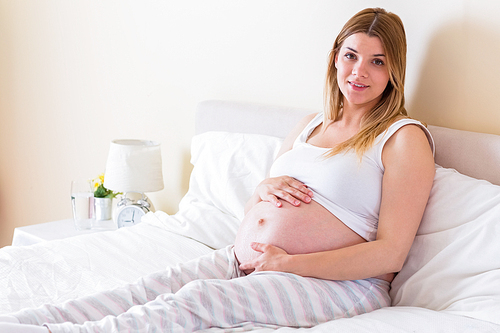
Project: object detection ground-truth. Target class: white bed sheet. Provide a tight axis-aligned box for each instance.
[269,307,500,333]
[0,222,213,314]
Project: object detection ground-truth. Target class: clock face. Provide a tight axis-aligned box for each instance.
[116,205,146,228]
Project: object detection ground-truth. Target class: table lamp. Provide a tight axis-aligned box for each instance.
[104,139,164,227]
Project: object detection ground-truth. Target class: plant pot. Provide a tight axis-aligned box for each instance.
[95,197,112,221]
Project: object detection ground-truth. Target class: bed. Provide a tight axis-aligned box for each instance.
[1,100,499,332]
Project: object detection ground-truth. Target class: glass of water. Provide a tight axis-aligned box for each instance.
[70,180,95,230]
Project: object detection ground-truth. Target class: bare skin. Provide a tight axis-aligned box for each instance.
[234,199,368,274]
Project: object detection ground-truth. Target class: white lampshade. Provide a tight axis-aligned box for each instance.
[103,139,164,193]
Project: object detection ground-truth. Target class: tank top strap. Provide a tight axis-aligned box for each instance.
[376,119,435,156]
[293,112,324,147]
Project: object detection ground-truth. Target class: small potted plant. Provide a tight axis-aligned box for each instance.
[92,173,121,221]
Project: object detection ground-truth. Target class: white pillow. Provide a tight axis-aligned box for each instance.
[144,131,283,249]
[391,166,500,325]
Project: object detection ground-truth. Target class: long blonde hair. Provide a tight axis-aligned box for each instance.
[324,8,408,158]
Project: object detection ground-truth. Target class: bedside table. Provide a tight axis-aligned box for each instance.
[12,219,117,246]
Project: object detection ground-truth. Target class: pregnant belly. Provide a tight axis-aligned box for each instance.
[234,200,366,265]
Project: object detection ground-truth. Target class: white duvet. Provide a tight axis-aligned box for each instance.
[0,223,213,314]
[1,131,500,332]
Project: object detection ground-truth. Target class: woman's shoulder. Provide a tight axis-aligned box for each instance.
[381,121,436,183]
[388,116,423,128]
[299,112,322,127]
[383,118,435,157]
[286,112,320,142]
[276,113,320,157]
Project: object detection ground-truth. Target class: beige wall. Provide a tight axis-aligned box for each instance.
[1,1,499,247]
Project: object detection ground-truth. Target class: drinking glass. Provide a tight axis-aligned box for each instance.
[70,180,95,230]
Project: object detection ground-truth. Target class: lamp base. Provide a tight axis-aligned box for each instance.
[116,192,155,213]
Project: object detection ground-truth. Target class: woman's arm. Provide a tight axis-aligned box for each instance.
[240,124,435,280]
[244,113,317,214]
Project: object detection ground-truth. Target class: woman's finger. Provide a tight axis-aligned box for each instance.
[255,176,313,208]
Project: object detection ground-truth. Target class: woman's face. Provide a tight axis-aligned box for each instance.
[335,33,390,112]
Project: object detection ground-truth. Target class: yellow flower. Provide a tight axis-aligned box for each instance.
[92,173,105,190]
[92,173,121,199]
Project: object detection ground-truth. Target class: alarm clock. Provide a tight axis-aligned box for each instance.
[115,193,151,228]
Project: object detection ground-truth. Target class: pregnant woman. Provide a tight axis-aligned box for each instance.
[1,7,435,333]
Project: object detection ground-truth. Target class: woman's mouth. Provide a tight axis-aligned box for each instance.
[349,81,368,88]
[349,81,368,91]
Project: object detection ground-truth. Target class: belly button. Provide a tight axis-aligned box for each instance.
[258,218,265,226]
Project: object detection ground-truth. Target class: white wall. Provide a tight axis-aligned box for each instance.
[1,0,499,247]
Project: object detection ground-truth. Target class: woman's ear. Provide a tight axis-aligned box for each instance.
[334,53,338,69]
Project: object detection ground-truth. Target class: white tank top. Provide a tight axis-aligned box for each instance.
[269,113,435,241]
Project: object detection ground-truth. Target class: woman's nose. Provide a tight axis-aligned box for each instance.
[352,61,368,78]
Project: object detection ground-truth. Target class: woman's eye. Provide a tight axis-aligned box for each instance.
[373,59,385,66]
[345,53,356,60]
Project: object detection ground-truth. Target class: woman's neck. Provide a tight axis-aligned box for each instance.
[333,105,367,131]
[339,95,382,125]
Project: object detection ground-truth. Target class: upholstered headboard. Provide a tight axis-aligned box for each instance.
[196,100,500,186]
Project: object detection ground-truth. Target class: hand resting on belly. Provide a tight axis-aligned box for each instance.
[234,200,366,269]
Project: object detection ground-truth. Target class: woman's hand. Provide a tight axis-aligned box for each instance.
[238,242,291,273]
[247,176,313,212]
